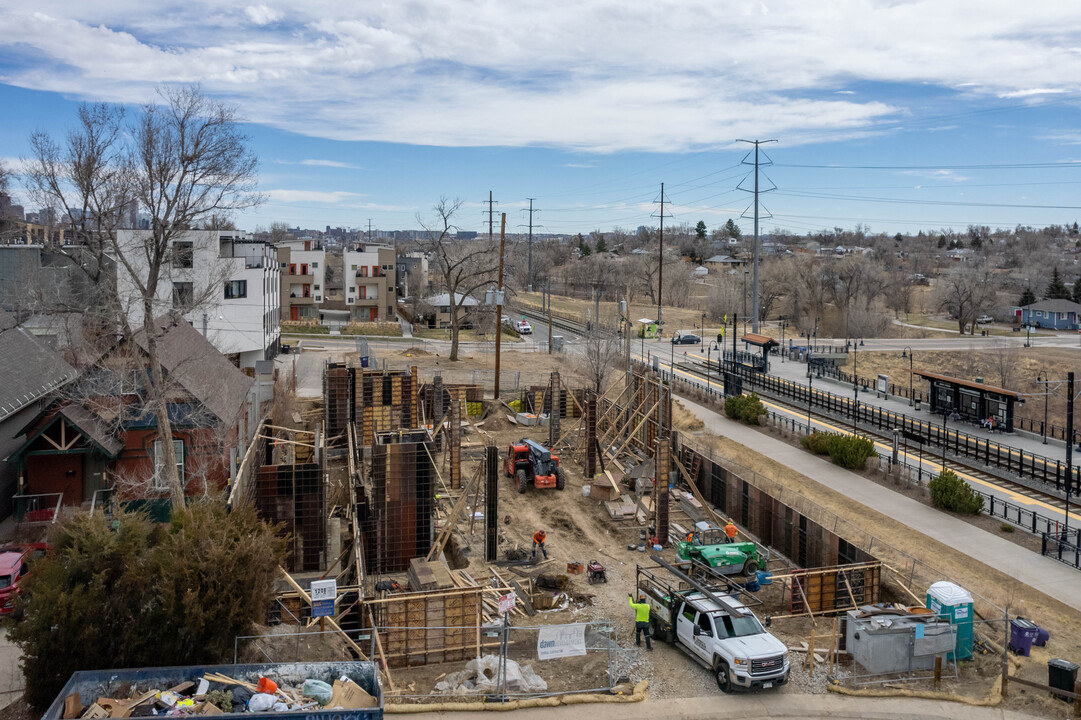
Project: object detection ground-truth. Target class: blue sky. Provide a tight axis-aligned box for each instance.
[2,1,1081,236]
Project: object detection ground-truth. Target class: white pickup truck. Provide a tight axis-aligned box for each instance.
[638,573,789,692]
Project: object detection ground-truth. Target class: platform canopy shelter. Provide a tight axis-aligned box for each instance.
[740,333,779,373]
[914,370,1024,433]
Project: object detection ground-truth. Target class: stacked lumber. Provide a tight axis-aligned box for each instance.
[448,568,526,623]
[407,558,455,591]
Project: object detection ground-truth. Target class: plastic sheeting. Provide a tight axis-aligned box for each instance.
[433,655,547,695]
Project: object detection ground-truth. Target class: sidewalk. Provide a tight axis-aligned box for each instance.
[677,397,1081,614]
[765,356,1077,465]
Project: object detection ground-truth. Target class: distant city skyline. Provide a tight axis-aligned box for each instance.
[2,2,1081,236]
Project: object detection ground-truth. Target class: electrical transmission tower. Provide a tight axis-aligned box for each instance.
[736,139,777,334]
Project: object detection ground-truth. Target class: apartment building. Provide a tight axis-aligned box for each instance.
[344,244,397,322]
[276,237,326,321]
[114,229,280,368]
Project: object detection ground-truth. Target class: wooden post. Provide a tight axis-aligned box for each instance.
[1001,606,1009,699]
[830,616,839,675]
[808,629,816,674]
[934,655,942,689]
[1073,680,1081,717]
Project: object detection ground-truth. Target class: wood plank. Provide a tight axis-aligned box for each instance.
[508,580,536,617]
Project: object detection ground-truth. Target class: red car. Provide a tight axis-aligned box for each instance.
[0,543,49,616]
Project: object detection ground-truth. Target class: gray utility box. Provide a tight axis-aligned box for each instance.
[846,608,955,675]
[43,662,382,720]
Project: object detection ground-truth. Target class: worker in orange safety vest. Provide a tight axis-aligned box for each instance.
[532,530,548,559]
[724,520,738,544]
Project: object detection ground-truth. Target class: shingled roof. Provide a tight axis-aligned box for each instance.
[0,327,77,423]
[132,317,253,427]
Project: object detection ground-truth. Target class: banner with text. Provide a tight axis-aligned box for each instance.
[537,623,586,660]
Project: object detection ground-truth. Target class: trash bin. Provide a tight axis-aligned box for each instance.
[1048,658,1079,702]
[280,343,291,354]
[1009,618,1040,656]
[927,581,974,661]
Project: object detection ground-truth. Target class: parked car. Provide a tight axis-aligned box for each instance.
[976,315,994,324]
[0,543,49,616]
[671,333,701,345]
[516,320,533,335]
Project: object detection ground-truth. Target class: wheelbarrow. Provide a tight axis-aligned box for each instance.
[586,559,607,584]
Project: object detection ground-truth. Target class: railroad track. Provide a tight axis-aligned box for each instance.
[510,305,590,337]
[671,357,1074,522]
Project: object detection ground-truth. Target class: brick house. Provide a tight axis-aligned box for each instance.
[10,318,254,506]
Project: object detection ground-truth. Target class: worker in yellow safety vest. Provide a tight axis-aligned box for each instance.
[628,593,652,650]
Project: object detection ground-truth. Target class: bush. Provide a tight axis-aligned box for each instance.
[801,431,832,455]
[723,393,766,425]
[826,434,876,470]
[10,502,286,710]
[929,469,985,515]
[800,432,876,469]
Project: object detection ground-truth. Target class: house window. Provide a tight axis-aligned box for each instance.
[303,284,311,298]
[152,438,185,489]
[280,262,287,268]
[359,286,367,299]
[371,265,379,276]
[304,241,311,251]
[351,264,357,271]
[289,263,297,275]
[359,266,368,277]
[172,282,194,309]
[300,263,309,275]
[172,242,194,269]
[224,280,247,299]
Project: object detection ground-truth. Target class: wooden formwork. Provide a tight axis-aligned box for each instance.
[365,587,493,668]
[788,563,882,616]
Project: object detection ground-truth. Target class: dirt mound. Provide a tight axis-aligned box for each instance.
[538,506,585,537]
[402,345,431,356]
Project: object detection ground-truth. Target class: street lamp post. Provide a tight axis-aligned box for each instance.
[706,341,720,397]
[852,342,859,433]
[807,367,814,430]
[1037,370,1049,444]
[780,320,787,363]
[1025,322,1032,348]
[901,346,914,407]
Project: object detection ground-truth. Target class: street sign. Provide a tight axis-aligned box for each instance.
[498,592,516,615]
[310,579,337,618]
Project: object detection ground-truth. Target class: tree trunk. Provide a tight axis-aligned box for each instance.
[449,300,460,361]
[142,303,186,510]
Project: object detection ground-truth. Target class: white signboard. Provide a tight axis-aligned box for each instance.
[877,374,888,394]
[537,623,587,660]
[310,579,337,618]
[498,592,516,615]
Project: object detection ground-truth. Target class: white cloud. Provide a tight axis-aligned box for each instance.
[899,169,970,182]
[565,163,596,168]
[267,189,363,203]
[244,5,282,26]
[3,2,1081,152]
[300,159,361,169]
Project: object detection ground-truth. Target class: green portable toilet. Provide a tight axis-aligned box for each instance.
[926,581,974,661]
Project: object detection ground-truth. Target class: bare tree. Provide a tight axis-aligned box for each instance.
[24,87,262,509]
[935,264,996,335]
[988,339,1020,389]
[579,331,623,393]
[417,198,499,361]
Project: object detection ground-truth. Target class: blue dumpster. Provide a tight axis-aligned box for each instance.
[1010,618,1040,656]
[43,662,383,720]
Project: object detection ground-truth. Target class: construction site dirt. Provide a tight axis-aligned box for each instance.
[269,344,1080,719]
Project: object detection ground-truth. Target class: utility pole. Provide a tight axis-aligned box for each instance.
[367,219,372,244]
[494,213,506,399]
[527,198,535,292]
[657,182,665,330]
[737,139,777,334]
[1066,371,1074,538]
